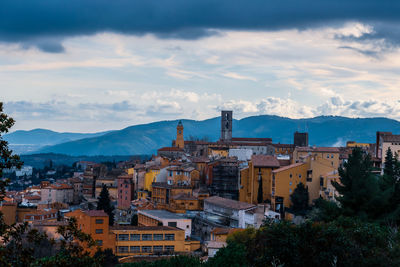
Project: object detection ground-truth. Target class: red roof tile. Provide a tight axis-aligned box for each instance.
[251,155,280,168]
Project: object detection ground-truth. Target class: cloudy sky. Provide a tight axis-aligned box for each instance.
[1,0,400,133]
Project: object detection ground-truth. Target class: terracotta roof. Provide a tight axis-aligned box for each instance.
[110,225,179,231]
[211,227,242,235]
[383,135,400,142]
[158,147,184,152]
[84,210,108,217]
[45,183,73,190]
[251,155,280,168]
[231,137,272,142]
[24,195,41,200]
[273,143,295,148]
[272,162,306,173]
[205,196,256,210]
[296,147,340,153]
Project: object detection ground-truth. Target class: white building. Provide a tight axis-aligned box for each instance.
[41,183,74,204]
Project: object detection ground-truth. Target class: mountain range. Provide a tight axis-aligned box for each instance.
[4,115,400,156]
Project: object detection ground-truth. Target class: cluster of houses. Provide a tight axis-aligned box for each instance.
[1,110,399,262]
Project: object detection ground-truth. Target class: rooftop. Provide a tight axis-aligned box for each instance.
[110,225,179,231]
[383,134,400,142]
[84,210,108,217]
[138,209,187,220]
[204,196,256,211]
[272,162,307,173]
[296,147,340,153]
[251,155,280,168]
[158,147,184,152]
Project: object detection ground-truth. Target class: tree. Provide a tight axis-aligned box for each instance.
[257,171,263,204]
[97,184,115,226]
[130,214,138,226]
[384,147,395,178]
[289,182,309,215]
[332,147,387,221]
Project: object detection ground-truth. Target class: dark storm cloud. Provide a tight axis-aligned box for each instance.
[0,0,399,52]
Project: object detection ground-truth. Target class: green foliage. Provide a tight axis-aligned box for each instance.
[257,172,263,204]
[225,218,400,267]
[309,198,342,222]
[97,184,115,226]
[289,182,309,215]
[205,242,248,267]
[117,256,202,267]
[130,214,138,226]
[332,147,388,221]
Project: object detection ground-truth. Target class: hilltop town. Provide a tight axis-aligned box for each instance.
[1,110,400,264]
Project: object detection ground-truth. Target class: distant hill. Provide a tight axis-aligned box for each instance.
[3,129,112,154]
[27,115,400,156]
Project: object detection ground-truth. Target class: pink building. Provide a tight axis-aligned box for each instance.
[117,175,134,209]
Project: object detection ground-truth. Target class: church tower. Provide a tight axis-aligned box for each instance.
[220,110,233,142]
[176,120,184,149]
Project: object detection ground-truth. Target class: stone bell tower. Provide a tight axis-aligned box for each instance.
[220,110,232,142]
[176,120,184,149]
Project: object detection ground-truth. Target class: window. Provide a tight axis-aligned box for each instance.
[299,174,302,178]
[142,234,152,241]
[95,229,103,234]
[142,246,152,253]
[289,189,292,193]
[118,246,129,253]
[153,246,163,252]
[130,234,140,241]
[153,234,163,241]
[331,154,334,158]
[95,240,103,246]
[125,184,128,188]
[118,234,129,241]
[168,222,177,227]
[169,171,173,177]
[165,234,175,241]
[130,246,140,253]
[165,246,174,252]
[95,219,104,224]
[289,181,292,186]
[289,174,292,178]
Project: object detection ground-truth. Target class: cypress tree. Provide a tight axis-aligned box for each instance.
[257,171,263,203]
[97,184,115,225]
[290,182,309,215]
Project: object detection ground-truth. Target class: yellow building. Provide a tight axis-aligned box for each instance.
[208,147,229,158]
[293,147,340,203]
[239,155,280,204]
[346,141,371,148]
[144,166,161,192]
[112,225,199,257]
[175,121,184,149]
[271,162,308,211]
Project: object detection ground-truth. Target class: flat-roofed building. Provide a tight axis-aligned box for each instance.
[111,225,199,257]
[138,209,192,238]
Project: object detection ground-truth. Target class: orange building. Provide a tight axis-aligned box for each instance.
[65,209,115,253]
[112,225,199,257]
[239,155,280,204]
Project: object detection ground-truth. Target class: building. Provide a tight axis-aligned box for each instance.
[209,158,239,200]
[23,208,58,223]
[206,228,242,258]
[239,155,280,204]
[144,166,161,193]
[65,209,115,253]
[271,162,308,213]
[203,196,257,228]
[138,209,192,238]
[220,110,233,142]
[117,174,134,209]
[40,183,74,205]
[293,146,340,203]
[294,132,309,147]
[175,121,185,149]
[112,225,200,257]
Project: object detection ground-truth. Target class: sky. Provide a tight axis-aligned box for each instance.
[1,0,400,133]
